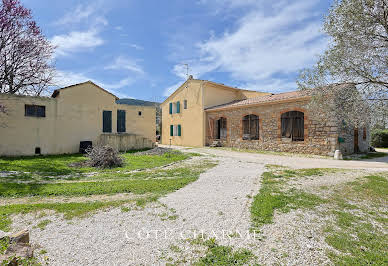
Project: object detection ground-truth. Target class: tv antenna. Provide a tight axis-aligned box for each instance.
[182,63,190,79]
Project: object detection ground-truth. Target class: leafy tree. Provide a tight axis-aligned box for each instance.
[0,0,55,96]
[298,0,387,127]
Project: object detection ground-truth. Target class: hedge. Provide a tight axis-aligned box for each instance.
[371,129,388,148]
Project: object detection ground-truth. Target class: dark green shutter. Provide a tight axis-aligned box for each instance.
[170,125,174,136]
[177,101,180,113]
[169,103,172,114]
[117,110,126,133]
[178,125,181,136]
[103,110,112,133]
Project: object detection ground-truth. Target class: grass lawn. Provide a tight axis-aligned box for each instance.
[0,150,189,180]
[250,166,329,228]
[251,165,388,264]
[0,151,217,231]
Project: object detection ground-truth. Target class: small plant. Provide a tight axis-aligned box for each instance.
[36,219,51,230]
[86,145,123,169]
[121,206,131,212]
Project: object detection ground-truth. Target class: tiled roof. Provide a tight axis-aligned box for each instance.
[205,90,311,111]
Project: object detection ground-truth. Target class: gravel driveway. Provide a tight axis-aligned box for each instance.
[24,154,264,265]
[11,146,387,265]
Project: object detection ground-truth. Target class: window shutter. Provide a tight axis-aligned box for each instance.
[169,103,172,114]
[177,101,180,113]
[178,125,181,136]
[103,111,112,133]
[117,110,126,133]
[170,125,174,136]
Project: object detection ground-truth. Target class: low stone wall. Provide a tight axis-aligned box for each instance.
[98,133,155,152]
[206,100,340,156]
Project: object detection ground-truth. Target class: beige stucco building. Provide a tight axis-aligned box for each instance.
[161,77,370,156]
[0,81,156,156]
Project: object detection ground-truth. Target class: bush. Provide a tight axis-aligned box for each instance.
[371,129,388,148]
[86,145,123,168]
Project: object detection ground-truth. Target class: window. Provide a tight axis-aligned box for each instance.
[25,105,45,117]
[138,111,142,116]
[242,115,259,140]
[281,111,304,141]
[184,100,187,109]
[363,127,367,140]
[169,101,181,114]
[170,125,182,136]
[35,147,41,155]
[103,110,112,133]
[214,117,227,139]
[117,110,126,133]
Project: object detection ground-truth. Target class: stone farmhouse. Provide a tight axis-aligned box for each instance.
[0,81,156,156]
[161,76,370,156]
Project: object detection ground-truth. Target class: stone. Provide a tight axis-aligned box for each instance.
[9,229,29,245]
[0,230,34,264]
[334,150,343,160]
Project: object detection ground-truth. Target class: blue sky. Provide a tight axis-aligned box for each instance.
[23,0,332,101]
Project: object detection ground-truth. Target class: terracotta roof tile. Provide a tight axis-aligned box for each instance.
[205,90,311,111]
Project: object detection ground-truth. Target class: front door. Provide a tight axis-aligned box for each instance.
[354,128,359,153]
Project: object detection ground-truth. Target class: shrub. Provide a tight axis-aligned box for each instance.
[86,145,123,168]
[371,129,388,148]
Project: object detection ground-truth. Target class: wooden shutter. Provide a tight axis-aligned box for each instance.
[170,125,174,136]
[177,101,180,113]
[103,111,112,133]
[169,103,172,114]
[178,125,181,136]
[117,110,126,133]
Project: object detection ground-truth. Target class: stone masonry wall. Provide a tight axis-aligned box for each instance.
[206,99,341,156]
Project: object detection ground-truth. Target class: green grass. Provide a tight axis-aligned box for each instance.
[0,236,9,255]
[195,238,254,266]
[0,160,217,231]
[0,177,198,197]
[35,219,52,230]
[359,152,388,159]
[250,167,328,228]
[0,150,189,180]
[323,173,388,265]
[0,154,90,175]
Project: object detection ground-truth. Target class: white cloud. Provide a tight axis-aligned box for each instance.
[171,0,327,93]
[51,30,104,57]
[105,56,144,74]
[55,1,107,27]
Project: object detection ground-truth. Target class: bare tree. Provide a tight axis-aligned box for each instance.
[0,0,55,96]
[298,0,388,127]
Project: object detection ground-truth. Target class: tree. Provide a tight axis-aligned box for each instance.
[297,0,387,127]
[0,0,55,96]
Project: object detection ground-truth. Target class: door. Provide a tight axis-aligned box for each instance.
[354,128,359,153]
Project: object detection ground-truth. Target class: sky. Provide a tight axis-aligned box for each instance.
[22,0,333,102]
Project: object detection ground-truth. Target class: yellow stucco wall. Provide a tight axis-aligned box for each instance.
[237,90,271,99]
[161,79,270,147]
[203,84,238,109]
[0,82,155,156]
[161,80,205,147]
